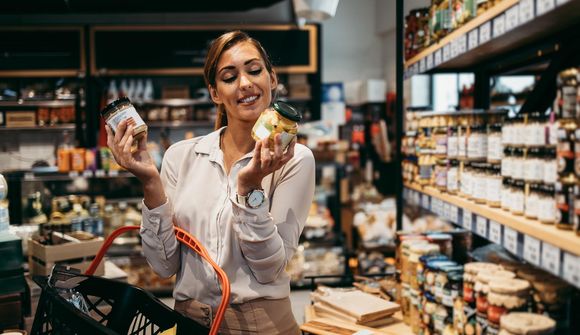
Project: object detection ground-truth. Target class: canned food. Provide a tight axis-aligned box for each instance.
[251,101,302,150]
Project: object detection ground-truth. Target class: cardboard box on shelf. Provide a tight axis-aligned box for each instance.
[5,111,36,127]
[28,232,104,277]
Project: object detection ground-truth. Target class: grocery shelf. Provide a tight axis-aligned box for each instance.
[405,0,580,76]
[132,99,213,107]
[407,108,509,118]
[404,182,580,288]
[147,120,214,129]
[0,124,75,132]
[20,170,135,181]
[0,99,76,107]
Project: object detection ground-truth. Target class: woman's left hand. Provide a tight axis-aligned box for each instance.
[237,134,295,195]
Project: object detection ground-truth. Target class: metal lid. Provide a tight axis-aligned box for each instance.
[100,97,132,116]
[273,101,302,122]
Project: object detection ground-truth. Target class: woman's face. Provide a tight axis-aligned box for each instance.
[210,41,277,125]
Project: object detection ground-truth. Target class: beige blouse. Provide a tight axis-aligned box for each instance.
[140,127,316,310]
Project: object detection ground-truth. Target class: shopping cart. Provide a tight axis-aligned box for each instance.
[31,225,231,335]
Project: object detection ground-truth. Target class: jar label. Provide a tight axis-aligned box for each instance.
[448,137,458,157]
[524,159,542,181]
[447,168,458,191]
[106,106,146,133]
[512,159,524,177]
[512,191,524,213]
[487,135,503,161]
[539,198,556,222]
[253,124,271,140]
[544,160,558,184]
[501,158,512,177]
[486,178,502,203]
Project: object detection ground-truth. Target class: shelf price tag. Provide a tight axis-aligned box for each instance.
[563,253,580,287]
[476,216,488,237]
[489,221,502,245]
[450,40,458,58]
[82,170,93,178]
[523,235,541,267]
[541,242,561,276]
[426,54,434,70]
[463,210,473,231]
[108,170,119,177]
[493,14,506,38]
[505,6,520,32]
[24,172,34,181]
[458,34,467,54]
[95,170,106,178]
[421,194,430,210]
[468,29,479,50]
[479,21,492,44]
[434,50,442,66]
[519,0,535,23]
[450,205,459,224]
[68,171,79,178]
[504,226,519,256]
[536,0,555,16]
[420,58,426,73]
[443,44,451,62]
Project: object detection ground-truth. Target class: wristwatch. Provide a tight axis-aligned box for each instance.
[236,189,266,209]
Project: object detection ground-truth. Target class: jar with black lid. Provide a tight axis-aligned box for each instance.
[458,125,468,160]
[511,148,525,180]
[510,180,525,216]
[543,147,558,184]
[525,112,548,147]
[488,123,503,164]
[525,183,541,220]
[461,162,473,199]
[557,120,577,178]
[487,164,502,208]
[513,114,526,147]
[556,174,577,230]
[447,159,460,194]
[539,184,557,225]
[556,67,578,120]
[468,125,488,161]
[448,126,459,159]
[524,148,543,183]
[502,147,514,178]
[101,97,148,141]
[472,163,488,204]
[501,178,513,211]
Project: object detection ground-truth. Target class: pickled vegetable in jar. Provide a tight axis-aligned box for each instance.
[251,101,302,150]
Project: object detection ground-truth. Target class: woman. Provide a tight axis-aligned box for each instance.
[106,30,315,334]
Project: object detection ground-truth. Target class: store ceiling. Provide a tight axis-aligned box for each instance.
[0,0,286,14]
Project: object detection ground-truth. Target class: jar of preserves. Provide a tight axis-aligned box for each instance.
[511,148,525,180]
[555,174,577,230]
[475,270,516,335]
[524,148,543,182]
[525,184,540,220]
[543,147,558,184]
[409,243,440,289]
[427,233,453,259]
[101,97,148,141]
[420,255,449,293]
[502,147,514,178]
[556,120,577,178]
[435,159,448,191]
[461,162,473,199]
[502,116,513,146]
[555,67,578,120]
[434,126,448,156]
[512,114,526,147]
[538,184,557,225]
[419,155,436,185]
[447,159,460,194]
[488,123,503,163]
[487,164,502,208]
[487,279,531,334]
[458,125,468,160]
[463,263,501,307]
[499,312,556,335]
[501,178,513,211]
[525,112,547,147]
[472,163,488,204]
[468,125,488,161]
[437,264,463,307]
[448,126,459,158]
[510,180,525,216]
[252,101,302,150]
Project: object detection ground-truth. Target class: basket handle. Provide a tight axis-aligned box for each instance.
[86,225,230,335]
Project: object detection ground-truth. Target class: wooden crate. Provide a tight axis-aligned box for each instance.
[28,233,104,277]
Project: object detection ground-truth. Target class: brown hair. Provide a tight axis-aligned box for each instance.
[203,30,277,130]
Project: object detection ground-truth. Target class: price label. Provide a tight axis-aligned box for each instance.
[443,44,451,62]
[489,221,502,245]
[108,170,119,177]
[24,172,34,181]
[523,235,541,266]
[458,34,467,54]
[426,54,434,70]
[476,216,488,237]
[450,205,459,224]
[82,170,93,178]
[505,6,520,32]
[563,253,580,287]
[504,226,518,255]
[419,58,426,73]
[463,210,473,230]
[450,40,458,58]
[468,30,479,50]
[536,0,555,15]
[479,22,492,44]
[95,169,106,178]
[541,242,561,276]
[434,50,442,66]
[519,0,535,23]
[422,194,430,210]
[493,14,506,37]
[68,171,79,178]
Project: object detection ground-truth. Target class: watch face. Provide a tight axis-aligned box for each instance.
[248,190,264,208]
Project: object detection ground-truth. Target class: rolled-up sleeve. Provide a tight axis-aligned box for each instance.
[140,149,181,278]
[230,146,315,284]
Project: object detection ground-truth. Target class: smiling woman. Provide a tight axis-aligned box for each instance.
[105,30,316,335]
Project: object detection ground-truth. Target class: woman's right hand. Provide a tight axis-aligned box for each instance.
[106,119,159,183]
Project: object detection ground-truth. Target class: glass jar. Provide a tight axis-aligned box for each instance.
[502,116,513,146]
[556,67,578,120]
[556,174,577,230]
[461,162,473,199]
[101,97,148,141]
[448,126,459,158]
[409,243,440,290]
[463,263,501,308]
[447,159,460,194]
[487,279,531,334]
[427,233,453,259]
[488,123,503,164]
[524,148,543,183]
[539,184,557,225]
[486,164,502,208]
[556,120,577,178]
[511,148,525,180]
[474,270,516,335]
[437,264,463,307]
[525,112,547,147]
[499,313,556,335]
[435,159,448,191]
[252,101,302,150]
[525,183,541,220]
[501,178,513,211]
[468,125,488,161]
[501,147,514,178]
[434,126,448,156]
[512,114,526,147]
[419,155,436,185]
[472,163,487,204]
[421,255,449,293]
[458,125,468,160]
[543,147,558,184]
[510,180,525,216]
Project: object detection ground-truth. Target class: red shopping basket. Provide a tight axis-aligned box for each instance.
[31,225,230,335]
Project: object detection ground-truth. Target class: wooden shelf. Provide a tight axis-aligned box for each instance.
[405,182,580,256]
[133,99,213,107]
[0,100,76,108]
[0,124,75,132]
[405,0,580,74]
